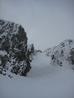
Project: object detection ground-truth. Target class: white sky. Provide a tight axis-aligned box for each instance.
[0,0,74,50]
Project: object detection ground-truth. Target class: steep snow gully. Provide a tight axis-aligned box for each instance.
[28,53,52,78]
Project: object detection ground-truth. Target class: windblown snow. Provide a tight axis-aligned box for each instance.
[0,52,74,98]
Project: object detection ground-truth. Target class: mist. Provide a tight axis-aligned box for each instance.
[0,0,74,50]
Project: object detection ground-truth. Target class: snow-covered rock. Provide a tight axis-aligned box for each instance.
[44,39,74,69]
[0,19,31,76]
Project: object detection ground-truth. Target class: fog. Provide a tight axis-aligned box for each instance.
[0,0,74,50]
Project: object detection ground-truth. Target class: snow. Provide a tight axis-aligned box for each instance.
[44,40,74,69]
[0,50,7,56]
[0,52,74,98]
[0,19,20,37]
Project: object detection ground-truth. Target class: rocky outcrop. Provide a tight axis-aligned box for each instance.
[0,19,31,76]
[45,39,74,69]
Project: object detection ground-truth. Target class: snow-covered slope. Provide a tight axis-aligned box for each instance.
[0,52,74,98]
[0,20,74,98]
[44,39,74,69]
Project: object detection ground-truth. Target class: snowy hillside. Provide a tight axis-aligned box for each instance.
[44,39,74,69]
[0,19,74,98]
[0,52,74,98]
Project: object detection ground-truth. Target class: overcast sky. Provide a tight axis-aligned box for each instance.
[0,0,74,50]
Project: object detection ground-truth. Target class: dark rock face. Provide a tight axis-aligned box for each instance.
[0,19,31,76]
[69,48,74,65]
